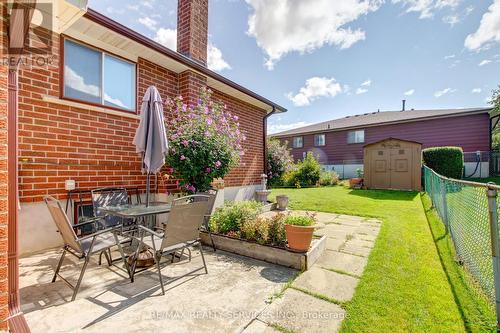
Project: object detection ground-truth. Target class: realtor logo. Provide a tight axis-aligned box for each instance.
[7,1,53,55]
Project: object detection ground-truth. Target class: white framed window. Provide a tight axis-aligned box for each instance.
[63,39,136,112]
[292,136,303,148]
[314,134,326,146]
[347,130,365,144]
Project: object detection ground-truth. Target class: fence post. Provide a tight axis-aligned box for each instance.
[440,179,449,232]
[487,184,500,328]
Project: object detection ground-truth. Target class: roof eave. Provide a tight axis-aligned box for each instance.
[270,107,493,138]
[83,8,287,114]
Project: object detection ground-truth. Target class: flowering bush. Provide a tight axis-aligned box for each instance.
[165,88,245,193]
[267,138,293,187]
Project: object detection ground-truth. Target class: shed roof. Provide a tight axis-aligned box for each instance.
[271,107,492,137]
[363,137,422,147]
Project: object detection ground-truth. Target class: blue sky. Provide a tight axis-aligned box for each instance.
[88,0,500,134]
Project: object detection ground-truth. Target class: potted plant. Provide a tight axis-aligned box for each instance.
[349,168,364,188]
[276,194,289,210]
[284,214,316,252]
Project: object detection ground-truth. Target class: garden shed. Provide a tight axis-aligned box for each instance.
[363,138,422,191]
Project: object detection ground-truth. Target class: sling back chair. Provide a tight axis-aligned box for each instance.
[131,195,210,295]
[44,195,129,301]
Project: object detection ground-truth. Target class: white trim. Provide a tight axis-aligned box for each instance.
[42,95,140,120]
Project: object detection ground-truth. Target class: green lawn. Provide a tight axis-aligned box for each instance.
[269,186,488,332]
[466,177,500,185]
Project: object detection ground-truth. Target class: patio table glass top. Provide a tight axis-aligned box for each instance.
[98,202,172,218]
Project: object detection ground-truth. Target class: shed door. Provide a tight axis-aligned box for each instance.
[389,148,413,190]
[370,149,390,189]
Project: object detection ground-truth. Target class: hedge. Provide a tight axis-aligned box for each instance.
[422,146,464,179]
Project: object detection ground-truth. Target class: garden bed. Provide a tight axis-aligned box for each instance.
[200,231,326,270]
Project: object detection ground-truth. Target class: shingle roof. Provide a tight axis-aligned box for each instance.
[271,107,492,137]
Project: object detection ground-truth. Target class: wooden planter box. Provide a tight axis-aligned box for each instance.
[200,231,326,270]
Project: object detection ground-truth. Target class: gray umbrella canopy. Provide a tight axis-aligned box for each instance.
[133,86,168,205]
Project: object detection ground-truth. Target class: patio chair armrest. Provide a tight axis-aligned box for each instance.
[72,217,102,229]
[137,225,164,238]
[77,225,121,241]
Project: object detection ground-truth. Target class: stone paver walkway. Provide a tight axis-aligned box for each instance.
[243,211,382,333]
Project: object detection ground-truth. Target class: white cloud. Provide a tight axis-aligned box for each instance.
[442,15,459,27]
[449,59,461,68]
[106,6,124,15]
[245,0,382,70]
[392,0,460,19]
[472,88,482,93]
[138,17,158,31]
[154,29,231,72]
[154,28,177,50]
[434,87,456,97]
[207,44,231,71]
[479,59,492,66]
[465,0,500,51]
[287,77,343,107]
[356,88,368,95]
[126,4,140,11]
[404,89,415,96]
[142,0,155,9]
[361,79,372,87]
[444,54,455,59]
[268,121,312,134]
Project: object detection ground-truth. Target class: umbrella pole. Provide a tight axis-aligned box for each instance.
[146,172,150,207]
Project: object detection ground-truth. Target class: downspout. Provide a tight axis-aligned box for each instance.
[263,107,276,176]
[6,2,32,332]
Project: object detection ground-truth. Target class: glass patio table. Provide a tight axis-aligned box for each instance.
[98,202,172,280]
[98,202,172,219]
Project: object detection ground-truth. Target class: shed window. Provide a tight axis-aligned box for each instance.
[63,39,136,111]
[347,130,365,144]
[292,136,303,148]
[314,134,326,146]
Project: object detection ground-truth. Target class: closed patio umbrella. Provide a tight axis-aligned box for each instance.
[133,86,168,206]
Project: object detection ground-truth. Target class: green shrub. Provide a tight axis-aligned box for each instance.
[241,217,269,245]
[319,171,340,186]
[422,147,464,179]
[268,213,287,247]
[283,152,321,187]
[284,215,315,227]
[209,200,262,234]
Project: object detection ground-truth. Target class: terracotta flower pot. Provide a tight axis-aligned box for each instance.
[349,178,363,188]
[285,224,314,252]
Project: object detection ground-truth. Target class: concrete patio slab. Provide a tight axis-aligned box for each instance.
[316,251,368,277]
[292,267,358,302]
[20,247,295,333]
[341,241,373,257]
[242,319,280,333]
[325,238,345,251]
[258,288,345,333]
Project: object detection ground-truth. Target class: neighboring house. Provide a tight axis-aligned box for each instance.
[3,0,286,259]
[271,107,493,179]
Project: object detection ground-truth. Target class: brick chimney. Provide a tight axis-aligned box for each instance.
[177,0,208,66]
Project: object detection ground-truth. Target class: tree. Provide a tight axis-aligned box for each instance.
[490,86,500,150]
[266,138,293,186]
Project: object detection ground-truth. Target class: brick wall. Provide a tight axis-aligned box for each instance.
[177,0,208,65]
[0,1,8,328]
[18,32,266,203]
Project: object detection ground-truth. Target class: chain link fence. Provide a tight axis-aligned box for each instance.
[424,166,500,317]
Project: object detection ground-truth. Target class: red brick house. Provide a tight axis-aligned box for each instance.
[0,1,285,329]
[272,107,493,179]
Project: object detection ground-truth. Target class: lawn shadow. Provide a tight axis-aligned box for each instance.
[347,189,419,201]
